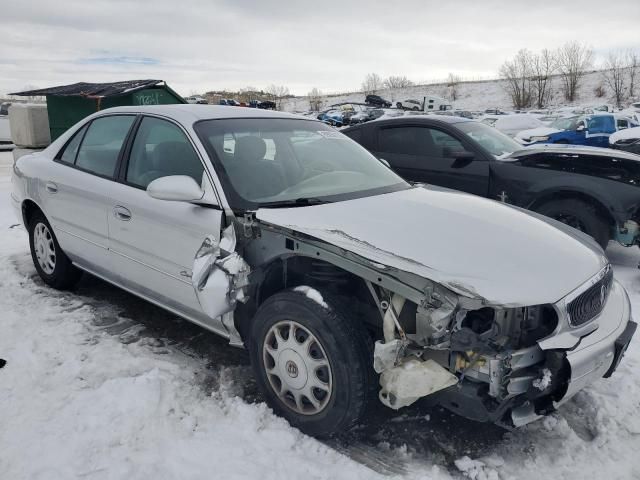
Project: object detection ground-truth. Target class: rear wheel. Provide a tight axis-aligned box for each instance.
[28,210,82,289]
[413,106,420,111]
[248,289,374,437]
[396,102,403,109]
[536,199,610,249]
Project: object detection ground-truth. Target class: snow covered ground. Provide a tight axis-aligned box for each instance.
[1,150,639,479]
[283,70,622,114]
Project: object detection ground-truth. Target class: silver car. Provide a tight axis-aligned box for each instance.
[11,105,636,436]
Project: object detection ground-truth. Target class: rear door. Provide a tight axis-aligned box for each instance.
[372,124,490,196]
[43,115,135,274]
[106,115,228,332]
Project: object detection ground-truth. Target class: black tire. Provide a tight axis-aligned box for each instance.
[536,199,610,249]
[28,210,82,289]
[248,289,375,437]
[396,102,403,109]
[413,106,420,111]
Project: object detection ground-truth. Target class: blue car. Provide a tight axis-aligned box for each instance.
[317,108,351,127]
[517,114,638,148]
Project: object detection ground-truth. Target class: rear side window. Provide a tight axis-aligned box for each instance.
[57,125,88,164]
[75,116,135,178]
[126,117,204,189]
[378,127,424,155]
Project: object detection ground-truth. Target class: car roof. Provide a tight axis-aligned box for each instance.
[97,104,307,124]
[377,115,472,125]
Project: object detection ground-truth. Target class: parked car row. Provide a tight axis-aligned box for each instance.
[12,104,636,438]
[219,99,276,109]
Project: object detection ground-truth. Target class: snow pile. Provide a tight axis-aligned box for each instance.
[533,368,553,391]
[293,285,329,309]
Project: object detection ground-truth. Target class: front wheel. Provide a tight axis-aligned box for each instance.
[396,102,403,109]
[248,289,374,437]
[536,199,610,249]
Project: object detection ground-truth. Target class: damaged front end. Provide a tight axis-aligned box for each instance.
[192,225,251,345]
[369,265,636,428]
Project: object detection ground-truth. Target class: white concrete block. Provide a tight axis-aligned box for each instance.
[8,104,51,148]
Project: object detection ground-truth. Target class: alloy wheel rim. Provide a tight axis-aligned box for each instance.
[33,222,56,274]
[263,320,333,415]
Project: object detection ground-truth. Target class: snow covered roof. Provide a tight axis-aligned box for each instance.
[610,126,640,144]
[10,80,165,99]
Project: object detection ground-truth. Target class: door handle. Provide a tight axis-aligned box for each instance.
[113,205,132,221]
[45,182,58,194]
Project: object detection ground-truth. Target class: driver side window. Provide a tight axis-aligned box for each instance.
[126,117,204,189]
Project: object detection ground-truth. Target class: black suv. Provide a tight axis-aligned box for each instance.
[344,116,640,250]
[365,94,392,108]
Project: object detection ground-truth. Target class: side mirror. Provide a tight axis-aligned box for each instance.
[378,157,391,168]
[576,124,586,132]
[147,175,204,202]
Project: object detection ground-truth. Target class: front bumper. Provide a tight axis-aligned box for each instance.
[557,280,632,404]
[512,279,635,425]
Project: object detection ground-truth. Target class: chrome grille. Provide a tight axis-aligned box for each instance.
[567,267,613,326]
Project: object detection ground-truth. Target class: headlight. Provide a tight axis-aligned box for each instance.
[530,136,549,142]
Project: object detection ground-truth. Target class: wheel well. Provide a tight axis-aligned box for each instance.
[529,191,615,227]
[235,256,381,340]
[21,199,43,227]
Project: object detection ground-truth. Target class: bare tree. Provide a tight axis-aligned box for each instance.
[265,84,290,110]
[308,87,323,111]
[602,51,627,108]
[383,75,414,89]
[531,49,556,108]
[500,49,534,109]
[361,73,383,95]
[556,41,593,102]
[594,84,606,98]
[627,50,639,99]
[446,73,461,101]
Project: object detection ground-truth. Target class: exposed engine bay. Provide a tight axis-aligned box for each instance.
[367,283,569,427]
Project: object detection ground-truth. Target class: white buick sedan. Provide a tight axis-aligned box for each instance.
[11,105,636,436]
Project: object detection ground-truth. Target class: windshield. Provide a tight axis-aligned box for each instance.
[194,118,409,209]
[550,116,582,130]
[457,121,522,159]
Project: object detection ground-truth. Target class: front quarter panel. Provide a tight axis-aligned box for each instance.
[489,152,640,225]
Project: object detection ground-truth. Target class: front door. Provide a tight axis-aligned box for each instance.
[373,125,490,196]
[107,116,226,332]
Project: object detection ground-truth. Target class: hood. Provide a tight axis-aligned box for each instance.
[509,143,640,162]
[256,186,607,306]
[515,127,561,141]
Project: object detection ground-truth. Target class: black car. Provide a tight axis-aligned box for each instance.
[343,116,640,249]
[365,94,392,108]
[258,100,277,110]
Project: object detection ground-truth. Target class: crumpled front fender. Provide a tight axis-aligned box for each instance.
[192,225,250,321]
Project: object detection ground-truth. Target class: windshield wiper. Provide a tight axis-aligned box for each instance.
[259,197,332,208]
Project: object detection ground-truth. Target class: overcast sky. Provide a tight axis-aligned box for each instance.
[2,0,639,97]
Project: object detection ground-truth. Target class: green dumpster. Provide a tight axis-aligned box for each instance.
[10,80,186,141]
